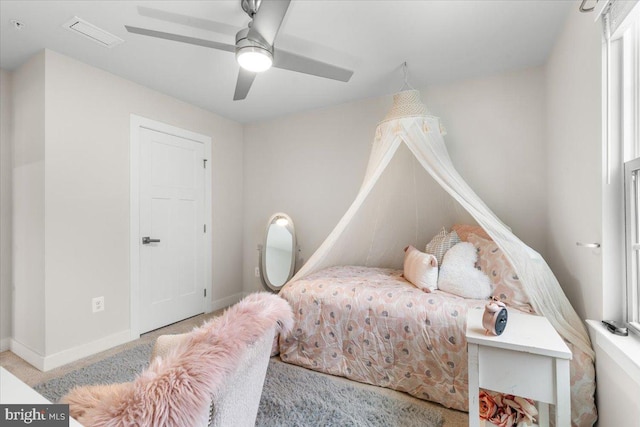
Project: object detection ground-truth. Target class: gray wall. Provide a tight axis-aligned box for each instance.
[0,69,13,350]
[243,66,548,293]
[11,53,46,355]
[546,10,603,323]
[10,50,244,367]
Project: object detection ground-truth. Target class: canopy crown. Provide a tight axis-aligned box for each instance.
[382,90,431,122]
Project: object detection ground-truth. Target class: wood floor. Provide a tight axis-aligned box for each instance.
[0,310,469,426]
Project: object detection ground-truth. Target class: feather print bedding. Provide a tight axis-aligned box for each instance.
[278,266,597,426]
[279,266,484,411]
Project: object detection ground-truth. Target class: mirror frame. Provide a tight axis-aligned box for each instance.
[259,212,296,292]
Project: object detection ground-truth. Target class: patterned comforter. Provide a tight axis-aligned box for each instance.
[278,266,485,411]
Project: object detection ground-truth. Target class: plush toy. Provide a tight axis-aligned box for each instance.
[437,242,492,299]
[403,245,439,292]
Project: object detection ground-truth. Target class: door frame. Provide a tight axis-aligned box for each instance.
[129,114,212,339]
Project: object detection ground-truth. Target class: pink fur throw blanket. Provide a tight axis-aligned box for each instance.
[60,293,293,427]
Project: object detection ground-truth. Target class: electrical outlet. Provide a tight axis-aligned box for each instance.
[92,296,104,313]
[255,267,260,278]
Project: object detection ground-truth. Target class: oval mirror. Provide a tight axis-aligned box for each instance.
[260,213,296,292]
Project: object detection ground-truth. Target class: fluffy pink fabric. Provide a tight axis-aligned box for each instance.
[61,293,293,427]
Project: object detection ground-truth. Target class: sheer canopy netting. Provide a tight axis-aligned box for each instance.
[290,94,594,362]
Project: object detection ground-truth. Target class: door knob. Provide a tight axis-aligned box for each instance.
[142,237,161,244]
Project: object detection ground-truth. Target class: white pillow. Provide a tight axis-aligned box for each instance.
[438,242,492,299]
[403,245,439,292]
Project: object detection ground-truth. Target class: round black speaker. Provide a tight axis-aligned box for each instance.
[494,307,508,336]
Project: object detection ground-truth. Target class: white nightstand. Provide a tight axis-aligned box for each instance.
[466,308,572,427]
[0,367,84,426]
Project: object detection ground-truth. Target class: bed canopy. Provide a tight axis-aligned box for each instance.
[291,89,594,363]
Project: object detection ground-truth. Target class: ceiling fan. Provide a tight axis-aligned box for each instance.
[125,0,354,100]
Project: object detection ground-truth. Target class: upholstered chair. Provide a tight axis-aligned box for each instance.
[149,323,275,426]
[61,293,294,427]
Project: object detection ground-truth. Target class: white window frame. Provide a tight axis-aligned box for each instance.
[625,158,640,334]
[620,10,640,335]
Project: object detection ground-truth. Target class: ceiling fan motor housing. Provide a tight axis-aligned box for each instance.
[236,26,270,49]
[235,25,272,55]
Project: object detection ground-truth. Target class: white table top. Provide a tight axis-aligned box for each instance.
[466,307,572,360]
[0,367,84,426]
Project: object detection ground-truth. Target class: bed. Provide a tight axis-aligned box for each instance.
[278,265,484,411]
[277,265,597,425]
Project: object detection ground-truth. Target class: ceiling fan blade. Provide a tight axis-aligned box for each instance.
[248,0,291,47]
[125,25,235,52]
[273,50,354,82]
[234,68,257,100]
[137,6,240,37]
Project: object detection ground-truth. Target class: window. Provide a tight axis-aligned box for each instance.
[625,158,640,334]
[621,10,640,335]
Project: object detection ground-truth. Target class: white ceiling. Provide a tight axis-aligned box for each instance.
[0,0,572,123]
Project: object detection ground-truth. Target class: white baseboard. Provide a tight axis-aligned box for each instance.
[11,330,134,372]
[10,339,45,371]
[210,293,245,312]
[0,337,10,352]
[43,330,133,372]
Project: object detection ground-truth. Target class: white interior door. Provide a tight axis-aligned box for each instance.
[139,127,206,333]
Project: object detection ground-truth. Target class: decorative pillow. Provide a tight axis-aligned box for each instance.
[438,242,492,299]
[403,245,438,292]
[452,223,492,242]
[466,233,534,313]
[425,227,460,265]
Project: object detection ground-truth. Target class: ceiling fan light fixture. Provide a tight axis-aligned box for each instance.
[236,45,273,72]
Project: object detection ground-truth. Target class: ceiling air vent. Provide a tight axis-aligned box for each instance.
[63,16,123,48]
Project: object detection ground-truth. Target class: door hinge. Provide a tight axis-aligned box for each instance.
[203,159,207,168]
[204,288,207,297]
[204,224,206,233]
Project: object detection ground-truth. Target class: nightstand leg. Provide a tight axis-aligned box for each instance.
[468,343,480,427]
[538,402,549,427]
[555,358,571,427]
